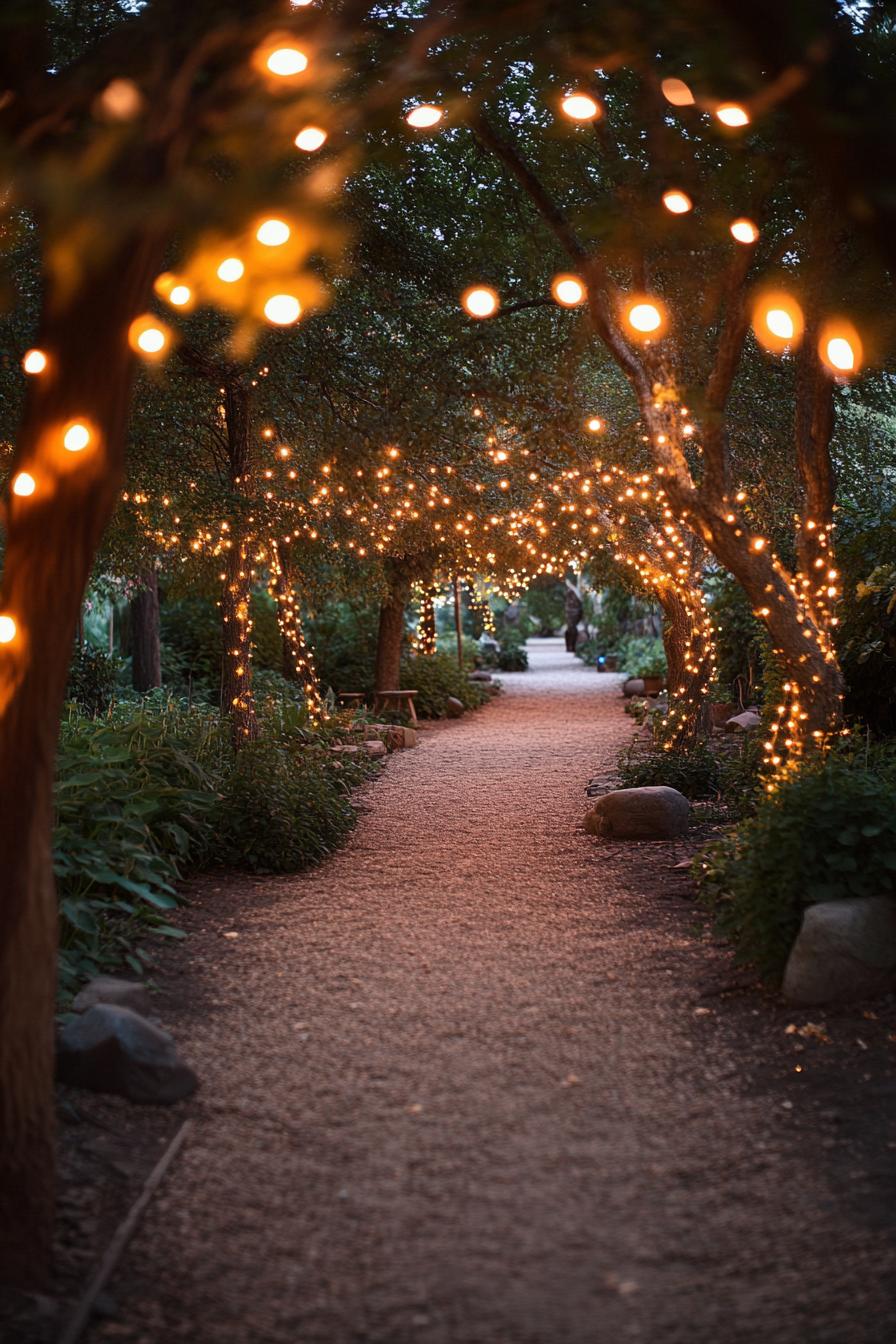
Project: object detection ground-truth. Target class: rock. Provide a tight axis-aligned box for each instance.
[57,1005,198,1105]
[469,670,493,683]
[783,897,896,1005]
[73,976,152,1017]
[330,744,360,756]
[726,710,761,732]
[622,677,645,698]
[366,724,418,750]
[584,786,690,840]
[361,739,387,757]
[445,697,465,718]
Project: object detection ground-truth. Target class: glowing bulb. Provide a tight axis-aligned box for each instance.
[169,284,192,306]
[266,47,308,77]
[730,218,759,244]
[753,293,804,351]
[264,294,302,325]
[136,325,166,354]
[98,78,142,121]
[586,417,603,433]
[716,103,750,127]
[662,190,692,214]
[12,472,35,497]
[405,105,443,129]
[661,78,694,107]
[217,257,244,283]
[462,286,499,319]
[626,301,663,334]
[63,422,91,452]
[819,321,862,375]
[766,309,794,339]
[551,274,586,306]
[561,92,601,121]
[256,218,291,246]
[0,615,16,644]
[22,349,47,375]
[295,125,327,151]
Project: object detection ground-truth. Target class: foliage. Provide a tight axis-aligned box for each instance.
[305,598,381,697]
[705,570,764,705]
[66,642,120,717]
[695,743,896,981]
[401,652,489,717]
[618,635,667,679]
[522,577,565,636]
[160,591,282,693]
[836,502,896,733]
[497,644,529,671]
[618,740,720,799]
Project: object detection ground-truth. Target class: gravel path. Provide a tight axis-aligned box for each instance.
[93,640,896,1344]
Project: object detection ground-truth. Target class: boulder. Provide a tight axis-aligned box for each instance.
[469,670,493,683]
[361,739,387,757]
[371,724,419,750]
[726,710,761,732]
[57,1005,198,1105]
[622,677,645,698]
[445,696,465,718]
[584,786,690,841]
[73,975,152,1017]
[783,897,896,1005]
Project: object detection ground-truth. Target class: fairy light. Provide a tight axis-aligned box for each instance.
[551,274,586,306]
[12,472,35,497]
[818,321,862,376]
[63,422,91,453]
[405,105,444,129]
[169,284,192,306]
[264,294,302,324]
[561,92,601,121]
[716,103,750,127]
[0,615,16,644]
[22,349,47,375]
[752,293,804,352]
[730,217,759,244]
[295,125,327,151]
[266,47,308,77]
[625,299,664,336]
[217,257,245,283]
[128,315,170,357]
[662,190,692,215]
[462,286,499,318]
[256,218,291,246]
[661,78,694,106]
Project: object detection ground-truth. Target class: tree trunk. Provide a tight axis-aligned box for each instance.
[221,536,259,746]
[658,587,714,748]
[418,589,436,656]
[375,565,411,694]
[131,570,161,692]
[0,231,164,1284]
[453,575,464,668]
[269,540,324,718]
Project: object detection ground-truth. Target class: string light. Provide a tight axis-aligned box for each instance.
[752,292,804,351]
[662,190,692,215]
[217,257,245,283]
[295,125,327,151]
[128,315,170,358]
[22,349,47,375]
[561,92,601,121]
[264,294,302,324]
[551,273,587,306]
[462,285,500,318]
[405,105,444,129]
[730,217,759,244]
[63,422,91,453]
[0,615,16,644]
[266,47,309,77]
[716,103,750,127]
[12,472,35,497]
[661,78,694,107]
[624,299,665,336]
[818,320,862,376]
[256,218,291,246]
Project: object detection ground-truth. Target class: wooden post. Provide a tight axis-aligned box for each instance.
[454,575,464,669]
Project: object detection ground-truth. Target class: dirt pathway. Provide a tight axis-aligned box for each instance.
[91,640,896,1344]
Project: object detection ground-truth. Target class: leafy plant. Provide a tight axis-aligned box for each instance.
[618,740,720,798]
[400,651,489,717]
[66,642,119,717]
[618,634,666,679]
[695,743,896,980]
[497,644,528,671]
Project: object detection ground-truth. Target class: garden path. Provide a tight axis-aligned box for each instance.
[94,640,896,1344]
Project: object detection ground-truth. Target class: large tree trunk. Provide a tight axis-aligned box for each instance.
[417,588,437,655]
[131,569,162,692]
[375,564,411,694]
[0,232,163,1284]
[269,539,324,718]
[658,586,714,748]
[221,535,259,745]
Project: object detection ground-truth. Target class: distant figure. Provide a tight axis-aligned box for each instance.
[564,581,583,653]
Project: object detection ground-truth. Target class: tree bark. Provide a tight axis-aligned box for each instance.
[375,564,411,694]
[658,587,714,748]
[131,570,162,692]
[220,536,259,745]
[0,231,164,1284]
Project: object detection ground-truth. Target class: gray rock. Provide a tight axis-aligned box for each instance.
[622,677,645,698]
[469,670,493,683]
[57,1005,198,1104]
[726,710,761,732]
[361,739,388,757]
[584,786,690,840]
[73,975,151,1017]
[783,897,896,1005]
[445,697,465,718]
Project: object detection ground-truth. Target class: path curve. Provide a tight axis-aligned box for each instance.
[97,641,896,1344]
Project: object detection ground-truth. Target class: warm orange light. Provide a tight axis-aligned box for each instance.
[818,320,862,376]
[662,189,692,215]
[22,348,47,375]
[217,257,244,283]
[624,298,665,337]
[264,294,302,325]
[661,78,694,107]
[98,78,142,121]
[405,105,444,129]
[295,125,327,151]
[63,422,91,452]
[752,292,804,352]
[585,417,604,433]
[551,274,586,306]
[169,284,192,307]
[730,217,759,244]
[462,286,499,319]
[12,472,35,497]
[0,615,17,645]
[256,218,291,246]
[561,92,601,121]
[266,47,308,77]
[128,315,170,358]
[716,103,750,127]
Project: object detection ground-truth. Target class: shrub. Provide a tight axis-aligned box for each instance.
[618,740,720,798]
[66,642,119,716]
[401,652,489,717]
[618,634,666,678]
[497,644,528,671]
[695,744,896,980]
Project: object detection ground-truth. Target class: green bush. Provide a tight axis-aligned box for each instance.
[618,634,666,678]
[497,644,528,671]
[695,744,896,980]
[401,652,489,717]
[618,740,720,798]
[66,642,119,716]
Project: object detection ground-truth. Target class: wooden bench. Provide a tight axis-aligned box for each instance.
[371,689,419,724]
[337,692,366,709]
